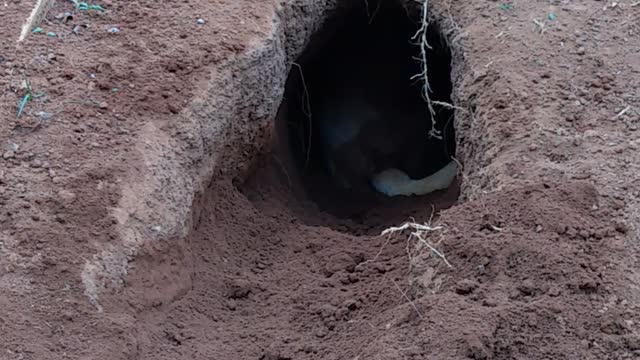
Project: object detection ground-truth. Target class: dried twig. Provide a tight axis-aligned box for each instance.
[613,105,631,119]
[411,0,439,137]
[291,62,313,170]
[392,279,425,320]
[432,100,467,112]
[271,154,292,189]
[381,221,453,268]
[18,0,55,43]
[532,19,546,34]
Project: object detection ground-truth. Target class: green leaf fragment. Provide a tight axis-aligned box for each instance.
[17,94,32,118]
[76,2,104,11]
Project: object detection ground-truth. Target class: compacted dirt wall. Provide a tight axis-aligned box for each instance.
[1,0,640,359]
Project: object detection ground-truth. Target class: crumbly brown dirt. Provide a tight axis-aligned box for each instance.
[1,1,640,359]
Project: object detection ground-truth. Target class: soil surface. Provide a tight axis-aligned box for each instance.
[1,0,640,359]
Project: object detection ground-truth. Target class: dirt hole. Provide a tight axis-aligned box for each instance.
[244,0,459,233]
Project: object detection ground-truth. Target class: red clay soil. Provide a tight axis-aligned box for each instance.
[1,1,640,360]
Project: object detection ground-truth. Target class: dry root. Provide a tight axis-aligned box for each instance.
[381,220,452,268]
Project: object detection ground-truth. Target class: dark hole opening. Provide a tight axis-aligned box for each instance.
[277,0,457,221]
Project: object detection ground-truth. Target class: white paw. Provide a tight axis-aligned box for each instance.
[371,161,457,197]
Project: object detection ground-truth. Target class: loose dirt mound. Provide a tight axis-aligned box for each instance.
[1,0,640,359]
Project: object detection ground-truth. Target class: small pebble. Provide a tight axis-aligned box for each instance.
[196,18,205,25]
[72,24,87,35]
[107,27,120,33]
[58,189,76,202]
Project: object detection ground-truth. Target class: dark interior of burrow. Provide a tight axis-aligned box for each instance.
[276,0,457,220]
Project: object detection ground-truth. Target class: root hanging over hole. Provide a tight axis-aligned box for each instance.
[247,0,460,228]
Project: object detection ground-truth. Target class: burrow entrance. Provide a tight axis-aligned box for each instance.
[246,0,459,229]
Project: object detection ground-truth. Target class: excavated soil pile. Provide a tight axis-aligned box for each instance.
[1,0,640,359]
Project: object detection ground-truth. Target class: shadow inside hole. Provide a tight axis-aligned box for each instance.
[278,0,458,222]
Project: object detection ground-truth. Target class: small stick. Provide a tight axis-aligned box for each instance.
[18,0,56,43]
[291,62,313,170]
[391,279,424,320]
[613,105,631,119]
[413,232,453,268]
[271,154,292,189]
[432,100,467,112]
[532,19,546,34]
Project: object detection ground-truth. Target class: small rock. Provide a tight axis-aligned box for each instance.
[225,299,237,311]
[196,18,205,25]
[36,111,55,121]
[600,317,630,335]
[464,336,489,359]
[31,160,42,168]
[3,151,15,159]
[613,220,628,234]
[482,298,497,307]
[343,299,358,311]
[261,344,283,360]
[335,307,349,320]
[61,310,74,321]
[577,47,586,55]
[226,279,252,299]
[626,335,640,351]
[372,262,388,273]
[72,24,88,35]
[518,279,536,295]
[548,286,561,297]
[98,102,108,109]
[107,27,120,34]
[324,253,356,275]
[455,279,480,295]
[314,327,328,338]
[318,304,337,319]
[57,190,76,202]
[7,143,19,152]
